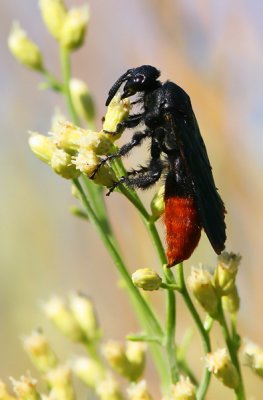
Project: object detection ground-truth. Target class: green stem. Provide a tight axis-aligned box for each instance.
[118,185,178,383]
[42,69,63,92]
[59,46,79,125]
[176,263,211,400]
[72,178,170,390]
[218,303,245,400]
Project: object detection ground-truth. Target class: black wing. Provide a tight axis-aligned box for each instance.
[165,109,226,254]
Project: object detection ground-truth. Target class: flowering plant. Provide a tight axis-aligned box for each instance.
[5,1,263,399]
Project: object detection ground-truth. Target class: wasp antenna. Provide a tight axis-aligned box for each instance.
[106,69,131,106]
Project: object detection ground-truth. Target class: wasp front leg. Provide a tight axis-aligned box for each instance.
[103,113,144,136]
[90,131,150,180]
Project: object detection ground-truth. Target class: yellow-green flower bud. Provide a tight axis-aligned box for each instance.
[60,6,89,51]
[69,292,100,342]
[72,357,105,388]
[96,375,124,400]
[222,285,240,314]
[126,342,146,381]
[127,380,153,400]
[0,380,16,400]
[45,365,75,400]
[70,78,95,126]
[102,341,131,379]
[132,268,162,291]
[10,375,40,400]
[22,330,58,373]
[8,22,44,71]
[103,94,131,140]
[244,339,263,378]
[205,348,239,389]
[51,149,80,179]
[50,121,83,155]
[170,376,196,400]
[29,133,56,164]
[150,185,165,220]
[42,295,84,342]
[39,0,66,40]
[78,131,114,155]
[214,252,241,295]
[188,266,219,318]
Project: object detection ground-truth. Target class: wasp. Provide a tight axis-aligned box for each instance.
[92,65,226,267]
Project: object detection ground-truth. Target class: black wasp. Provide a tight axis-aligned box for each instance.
[92,65,226,266]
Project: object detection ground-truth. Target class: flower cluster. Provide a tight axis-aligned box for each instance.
[28,94,131,186]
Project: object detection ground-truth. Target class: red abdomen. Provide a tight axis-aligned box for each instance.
[164,196,202,267]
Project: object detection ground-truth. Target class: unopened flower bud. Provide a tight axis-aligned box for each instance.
[150,185,165,220]
[45,365,75,400]
[222,285,240,314]
[50,121,83,155]
[8,22,44,71]
[60,6,89,51]
[125,342,146,381]
[51,149,80,179]
[170,375,196,400]
[96,375,124,400]
[244,339,263,378]
[0,380,16,400]
[214,252,241,295]
[102,341,131,379]
[10,374,40,400]
[188,266,219,318]
[205,348,239,389]
[127,380,153,400]
[22,330,58,373]
[79,131,114,155]
[70,78,95,126]
[72,357,105,388]
[42,296,84,342]
[29,133,56,164]
[39,0,66,40]
[69,292,100,342]
[103,94,131,140]
[132,268,162,291]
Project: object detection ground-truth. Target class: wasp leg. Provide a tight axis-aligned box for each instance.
[103,113,144,136]
[106,158,164,195]
[90,131,150,179]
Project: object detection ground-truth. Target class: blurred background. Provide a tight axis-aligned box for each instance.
[1,0,263,398]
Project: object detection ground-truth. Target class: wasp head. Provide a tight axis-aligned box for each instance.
[106,65,160,106]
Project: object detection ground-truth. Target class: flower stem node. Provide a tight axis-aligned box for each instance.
[69,292,101,342]
[150,185,165,220]
[187,266,219,318]
[127,380,153,400]
[169,375,196,400]
[8,22,44,71]
[243,339,263,378]
[39,0,67,40]
[10,374,40,400]
[205,348,239,389]
[28,133,56,164]
[72,357,105,388]
[42,295,84,342]
[132,268,162,291]
[45,365,75,400]
[214,252,241,295]
[70,78,95,127]
[103,94,131,140]
[22,330,58,373]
